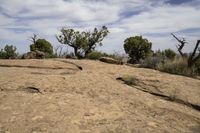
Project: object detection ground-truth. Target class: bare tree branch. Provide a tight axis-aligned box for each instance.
[28,34,38,44]
[171,33,200,68]
[189,40,200,66]
[54,45,64,57]
[190,40,200,60]
[171,33,186,57]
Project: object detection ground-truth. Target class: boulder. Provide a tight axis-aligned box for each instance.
[35,50,45,58]
[99,57,123,65]
[22,50,45,59]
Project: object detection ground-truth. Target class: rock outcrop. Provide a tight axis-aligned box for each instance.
[22,50,45,59]
[99,57,123,65]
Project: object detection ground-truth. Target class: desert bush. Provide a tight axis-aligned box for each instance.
[64,52,77,59]
[164,49,176,60]
[86,51,127,64]
[122,76,139,86]
[158,57,196,76]
[140,50,165,69]
[194,59,200,75]
[141,56,199,77]
[140,49,176,69]
[30,39,53,56]
[117,76,139,86]
[86,51,105,60]
[153,50,165,58]
[0,45,18,59]
[124,36,152,64]
[107,52,128,64]
[140,56,164,69]
[0,49,6,59]
[153,49,176,60]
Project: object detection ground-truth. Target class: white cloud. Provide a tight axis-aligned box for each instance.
[0,14,14,26]
[0,0,200,53]
[118,5,200,34]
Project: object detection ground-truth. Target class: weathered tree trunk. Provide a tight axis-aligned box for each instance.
[171,34,200,69]
[85,49,92,57]
[74,47,78,57]
[188,40,200,68]
[171,33,186,58]
[188,59,194,68]
[29,34,38,44]
[84,44,94,57]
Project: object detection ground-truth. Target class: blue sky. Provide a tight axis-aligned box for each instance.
[0,0,200,54]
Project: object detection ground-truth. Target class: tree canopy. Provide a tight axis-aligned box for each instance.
[84,26,109,56]
[30,39,53,55]
[124,36,152,63]
[56,26,109,58]
[0,45,17,59]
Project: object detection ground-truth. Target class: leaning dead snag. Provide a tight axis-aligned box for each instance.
[28,33,38,44]
[54,45,63,58]
[171,33,200,68]
[171,33,186,57]
[188,40,200,68]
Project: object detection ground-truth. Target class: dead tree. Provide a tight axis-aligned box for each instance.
[28,34,38,44]
[171,33,186,57]
[54,45,63,58]
[188,40,200,68]
[171,33,200,68]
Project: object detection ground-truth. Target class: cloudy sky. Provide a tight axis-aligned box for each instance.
[0,0,200,54]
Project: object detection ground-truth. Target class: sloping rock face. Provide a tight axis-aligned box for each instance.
[0,59,200,133]
[99,57,123,65]
[22,50,45,59]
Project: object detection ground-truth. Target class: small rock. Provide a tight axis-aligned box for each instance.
[22,50,45,59]
[99,57,123,65]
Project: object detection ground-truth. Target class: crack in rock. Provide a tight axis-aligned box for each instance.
[117,77,200,112]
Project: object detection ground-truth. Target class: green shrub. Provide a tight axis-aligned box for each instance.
[164,49,176,60]
[158,58,196,76]
[30,39,53,56]
[107,52,128,64]
[153,50,165,58]
[140,56,164,69]
[140,49,176,70]
[0,49,6,59]
[86,51,127,64]
[86,51,106,60]
[141,56,199,77]
[121,76,139,86]
[0,45,18,59]
[124,36,152,64]
[64,52,76,59]
[153,49,176,60]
